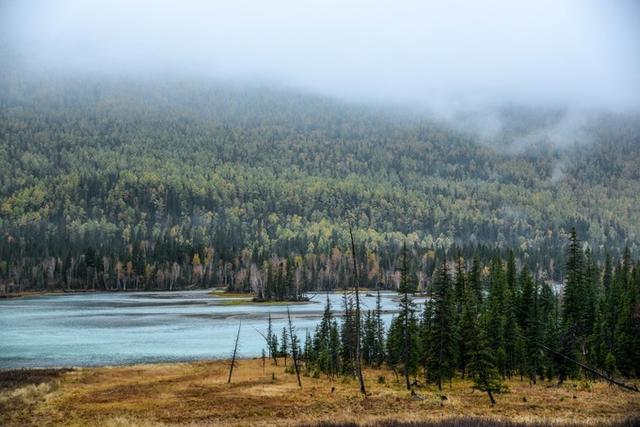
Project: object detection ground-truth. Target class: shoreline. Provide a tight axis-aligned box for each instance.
[0,287,230,300]
[0,287,384,300]
[0,288,399,307]
[2,286,396,298]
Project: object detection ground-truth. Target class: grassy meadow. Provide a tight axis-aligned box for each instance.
[1,358,638,426]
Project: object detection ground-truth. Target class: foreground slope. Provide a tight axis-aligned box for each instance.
[1,358,639,426]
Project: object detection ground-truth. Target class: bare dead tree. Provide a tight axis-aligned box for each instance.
[228,320,242,384]
[518,333,639,393]
[287,306,302,387]
[348,219,366,396]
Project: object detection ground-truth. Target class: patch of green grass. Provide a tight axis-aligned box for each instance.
[215,299,311,306]
[216,299,253,306]
[208,289,255,298]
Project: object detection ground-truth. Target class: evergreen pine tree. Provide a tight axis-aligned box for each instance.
[419,289,434,383]
[425,259,457,390]
[280,326,289,366]
[340,292,356,376]
[313,294,334,374]
[506,249,517,303]
[266,313,278,365]
[286,257,296,300]
[613,248,639,376]
[398,242,419,389]
[454,253,470,378]
[386,314,403,379]
[561,228,584,380]
[503,278,522,379]
[467,312,507,405]
[362,310,376,366]
[374,289,386,366]
[458,268,478,380]
[329,319,341,376]
[304,329,313,366]
[602,253,615,355]
[277,261,285,300]
[469,254,483,306]
[486,256,507,377]
[519,267,542,383]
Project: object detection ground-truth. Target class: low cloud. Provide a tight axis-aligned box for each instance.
[2,0,639,111]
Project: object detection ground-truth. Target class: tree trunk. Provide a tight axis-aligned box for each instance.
[349,221,366,396]
[287,307,302,388]
[228,320,241,384]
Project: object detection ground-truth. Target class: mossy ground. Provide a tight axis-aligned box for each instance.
[208,289,312,306]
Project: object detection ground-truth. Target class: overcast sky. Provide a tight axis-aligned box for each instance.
[2,0,639,110]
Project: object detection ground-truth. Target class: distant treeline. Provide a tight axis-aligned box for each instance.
[1,77,640,292]
[268,230,640,404]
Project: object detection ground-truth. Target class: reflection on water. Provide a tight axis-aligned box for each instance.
[0,290,418,369]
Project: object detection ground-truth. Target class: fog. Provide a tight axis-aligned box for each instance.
[2,0,639,111]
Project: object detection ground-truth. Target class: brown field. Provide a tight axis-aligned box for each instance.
[1,358,638,426]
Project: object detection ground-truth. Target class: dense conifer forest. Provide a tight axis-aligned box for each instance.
[1,74,639,293]
[276,231,640,396]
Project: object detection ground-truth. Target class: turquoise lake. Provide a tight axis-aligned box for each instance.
[0,290,414,369]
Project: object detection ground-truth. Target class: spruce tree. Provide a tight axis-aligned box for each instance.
[454,253,470,378]
[486,256,507,377]
[313,295,334,375]
[469,254,483,306]
[506,249,517,303]
[419,289,434,383]
[266,313,278,365]
[458,269,478,380]
[329,319,341,376]
[561,228,584,379]
[362,310,376,366]
[467,312,506,405]
[397,242,418,389]
[519,267,542,383]
[425,259,457,390]
[280,326,289,366]
[602,254,615,355]
[503,279,522,379]
[265,262,274,300]
[285,257,295,300]
[340,292,356,376]
[374,289,386,366]
[386,315,402,379]
[304,329,313,367]
[277,261,285,300]
[613,248,639,376]
[583,250,599,337]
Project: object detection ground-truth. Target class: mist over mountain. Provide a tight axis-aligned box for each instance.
[2,0,639,110]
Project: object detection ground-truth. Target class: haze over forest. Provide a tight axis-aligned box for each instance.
[3,0,640,108]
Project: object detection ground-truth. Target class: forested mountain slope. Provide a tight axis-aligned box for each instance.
[1,75,639,291]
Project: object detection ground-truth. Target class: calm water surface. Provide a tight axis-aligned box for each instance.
[0,290,415,369]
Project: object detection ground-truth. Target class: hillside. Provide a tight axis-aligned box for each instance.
[1,76,639,291]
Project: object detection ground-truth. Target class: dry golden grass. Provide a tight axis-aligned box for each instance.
[1,359,638,426]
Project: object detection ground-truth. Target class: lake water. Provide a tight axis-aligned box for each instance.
[0,290,416,369]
